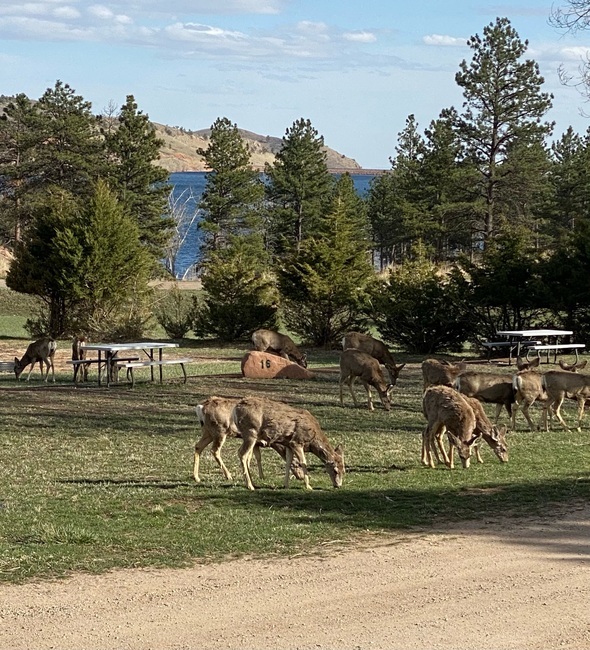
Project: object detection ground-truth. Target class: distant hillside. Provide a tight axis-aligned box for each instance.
[154,123,363,173]
[0,96,363,172]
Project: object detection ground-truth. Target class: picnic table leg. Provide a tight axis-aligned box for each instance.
[159,349,164,383]
[98,351,103,387]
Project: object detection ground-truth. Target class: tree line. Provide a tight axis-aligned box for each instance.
[3,15,590,352]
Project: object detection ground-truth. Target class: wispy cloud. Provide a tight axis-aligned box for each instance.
[423,34,466,46]
[343,30,377,44]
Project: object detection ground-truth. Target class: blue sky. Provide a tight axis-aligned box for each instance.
[1,0,589,169]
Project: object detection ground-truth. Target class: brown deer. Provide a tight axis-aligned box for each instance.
[251,329,307,368]
[342,331,406,385]
[421,358,467,391]
[72,335,89,383]
[453,371,516,424]
[541,370,590,432]
[511,369,547,431]
[339,348,394,411]
[421,385,482,469]
[231,396,345,490]
[14,337,57,382]
[461,396,509,465]
[194,396,305,483]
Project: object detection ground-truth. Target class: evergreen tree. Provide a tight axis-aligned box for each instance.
[197,117,264,255]
[421,109,480,258]
[265,118,333,255]
[6,181,152,336]
[33,80,105,196]
[278,174,373,348]
[103,95,172,258]
[366,171,398,269]
[193,236,278,342]
[454,17,553,244]
[0,94,39,241]
[369,244,474,353]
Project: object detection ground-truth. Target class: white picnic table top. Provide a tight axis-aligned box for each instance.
[496,329,573,338]
[82,342,179,352]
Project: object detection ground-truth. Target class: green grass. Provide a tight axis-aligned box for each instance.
[1,346,590,584]
[1,286,589,584]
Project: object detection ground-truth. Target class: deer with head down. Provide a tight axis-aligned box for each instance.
[339,348,394,411]
[421,385,482,469]
[251,329,307,368]
[14,337,57,382]
[421,358,467,391]
[194,396,305,483]
[342,331,405,386]
[231,396,345,490]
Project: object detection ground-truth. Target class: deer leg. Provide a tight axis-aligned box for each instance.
[522,400,540,432]
[283,447,294,487]
[474,442,484,464]
[253,445,264,480]
[193,432,213,482]
[291,446,311,490]
[210,434,232,481]
[339,376,346,406]
[553,394,571,431]
[421,426,431,466]
[347,377,359,408]
[360,380,374,411]
[576,396,586,432]
[434,425,451,467]
[238,436,258,490]
[493,403,503,424]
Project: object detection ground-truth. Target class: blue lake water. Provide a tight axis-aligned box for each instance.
[169,171,376,279]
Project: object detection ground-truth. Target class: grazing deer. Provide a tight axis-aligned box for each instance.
[72,335,89,383]
[511,369,547,431]
[421,385,482,469]
[251,329,307,368]
[231,396,345,490]
[339,348,394,411]
[461,396,509,464]
[453,371,516,424]
[541,370,590,432]
[421,358,467,391]
[342,331,406,385]
[14,337,57,382]
[194,396,305,483]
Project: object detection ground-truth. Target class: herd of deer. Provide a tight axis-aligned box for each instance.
[9,328,589,489]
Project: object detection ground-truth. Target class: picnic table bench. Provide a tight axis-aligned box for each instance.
[115,357,191,387]
[0,361,14,373]
[526,343,586,364]
[482,340,541,361]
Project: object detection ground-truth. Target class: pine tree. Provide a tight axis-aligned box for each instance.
[265,118,333,255]
[278,174,373,348]
[197,117,264,255]
[0,94,40,241]
[454,17,553,244]
[103,95,172,257]
[33,80,105,195]
[6,181,152,336]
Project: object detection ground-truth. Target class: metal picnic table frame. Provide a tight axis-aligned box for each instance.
[495,329,574,365]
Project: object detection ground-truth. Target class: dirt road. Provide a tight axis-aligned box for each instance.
[1,504,589,650]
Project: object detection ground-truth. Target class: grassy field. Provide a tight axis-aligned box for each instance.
[1,286,590,584]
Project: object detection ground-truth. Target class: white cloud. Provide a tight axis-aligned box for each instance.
[423,34,466,47]
[343,31,377,44]
[53,6,81,20]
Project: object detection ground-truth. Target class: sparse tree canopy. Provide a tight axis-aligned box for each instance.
[103,94,172,258]
[197,117,264,256]
[454,17,554,243]
[265,118,333,255]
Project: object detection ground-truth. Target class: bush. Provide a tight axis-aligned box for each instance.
[155,287,196,339]
[193,241,278,342]
[369,253,474,354]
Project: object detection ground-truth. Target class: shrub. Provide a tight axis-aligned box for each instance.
[369,252,473,354]
[155,287,196,339]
